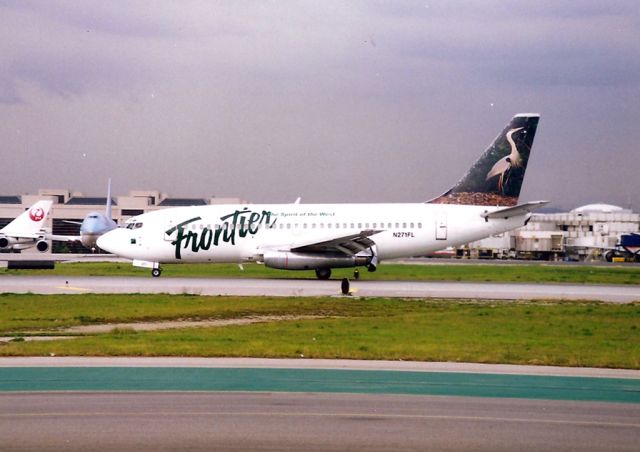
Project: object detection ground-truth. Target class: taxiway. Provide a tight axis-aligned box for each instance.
[1,274,639,302]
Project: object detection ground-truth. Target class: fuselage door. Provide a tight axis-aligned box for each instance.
[436,212,447,240]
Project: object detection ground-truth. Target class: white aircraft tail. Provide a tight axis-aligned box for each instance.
[105,178,113,221]
[1,200,53,235]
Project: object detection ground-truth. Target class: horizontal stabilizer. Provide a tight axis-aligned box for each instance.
[481,201,549,220]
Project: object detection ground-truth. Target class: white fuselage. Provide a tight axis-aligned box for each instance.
[97,203,528,265]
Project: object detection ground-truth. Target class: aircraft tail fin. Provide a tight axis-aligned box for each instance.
[106,178,112,221]
[1,200,53,235]
[428,113,540,206]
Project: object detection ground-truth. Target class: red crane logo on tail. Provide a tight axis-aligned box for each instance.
[29,207,45,222]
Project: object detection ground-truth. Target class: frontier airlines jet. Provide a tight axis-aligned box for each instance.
[97,114,546,279]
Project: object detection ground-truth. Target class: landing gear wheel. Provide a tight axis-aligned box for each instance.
[315,268,331,280]
[151,268,162,277]
[604,251,614,263]
[341,278,350,295]
[367,264,377,272]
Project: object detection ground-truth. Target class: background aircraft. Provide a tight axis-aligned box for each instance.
[49,179,117,251]
[98,114,547,278]
[0,200,53,253]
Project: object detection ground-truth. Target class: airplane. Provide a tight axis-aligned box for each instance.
[97,113,548,279]
[48,179,118,251]
[0,200,53,253]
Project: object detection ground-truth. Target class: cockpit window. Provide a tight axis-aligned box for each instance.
[124,217,142,230]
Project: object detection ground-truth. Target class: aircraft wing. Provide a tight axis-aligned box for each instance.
[0,232,44,240]
[47,234,82,242]
[289,230,382,255]
[481,201,549,220]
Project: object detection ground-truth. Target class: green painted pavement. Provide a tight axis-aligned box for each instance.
[1,368,639,404]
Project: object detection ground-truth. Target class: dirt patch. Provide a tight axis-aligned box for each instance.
[51,315,326,335]
[0,336,76,343]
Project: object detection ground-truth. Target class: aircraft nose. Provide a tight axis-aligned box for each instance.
[96,228,127,255]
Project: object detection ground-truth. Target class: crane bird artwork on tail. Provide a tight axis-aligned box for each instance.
[485,127,524,193]
[429,114,538,207]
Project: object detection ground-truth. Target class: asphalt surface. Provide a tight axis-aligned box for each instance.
[2,275,640,302]
[2,392,639,451]
[2,360,639,451]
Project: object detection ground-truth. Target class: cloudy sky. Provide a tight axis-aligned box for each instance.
[1,1,639,210]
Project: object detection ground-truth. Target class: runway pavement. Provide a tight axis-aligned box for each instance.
[1,358,639,451]
[1,274,639,302]
[2,391,639,451]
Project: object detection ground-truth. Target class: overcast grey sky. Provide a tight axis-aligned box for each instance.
[1,1,639,210]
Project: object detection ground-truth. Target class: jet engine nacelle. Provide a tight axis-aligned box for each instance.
[263,251,371,270]
[0,236,17,249]
[36,240,49,253]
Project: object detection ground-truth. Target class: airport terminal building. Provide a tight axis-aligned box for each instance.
[463,204,640,261]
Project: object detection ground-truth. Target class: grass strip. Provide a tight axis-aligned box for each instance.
[2,262,640,284]
[0,294,638,369]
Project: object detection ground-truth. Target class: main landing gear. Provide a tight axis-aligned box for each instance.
[315,268,331,280]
